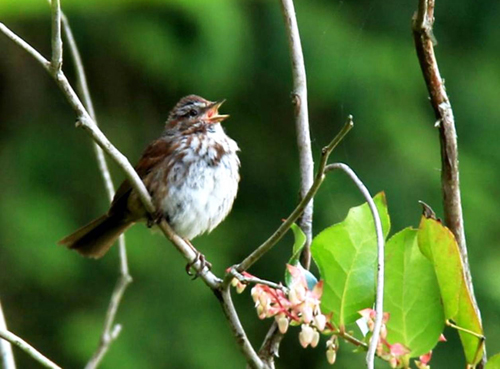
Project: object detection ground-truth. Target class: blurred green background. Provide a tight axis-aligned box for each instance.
[1,0,499,368]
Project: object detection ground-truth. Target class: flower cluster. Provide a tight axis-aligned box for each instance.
[250,265,333,362]
[358,308,410,368]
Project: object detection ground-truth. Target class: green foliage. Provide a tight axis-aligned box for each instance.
[384,228,444,357]
[284,223,305,286]
[311,192,390,328]
[486,353,500,369]
[418,217,485,365]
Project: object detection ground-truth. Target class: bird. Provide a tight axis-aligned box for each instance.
[58,95,240,262]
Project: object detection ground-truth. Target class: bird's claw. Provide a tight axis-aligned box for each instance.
[185,252,212,279]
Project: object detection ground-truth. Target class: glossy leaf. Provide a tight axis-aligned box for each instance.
[384,228,444,357]
[418,217,484,365]
[311,192,390,328]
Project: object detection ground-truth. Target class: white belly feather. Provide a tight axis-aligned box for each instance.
[161,127,239,239]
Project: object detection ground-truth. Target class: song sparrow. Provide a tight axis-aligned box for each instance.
[59,95,240,259]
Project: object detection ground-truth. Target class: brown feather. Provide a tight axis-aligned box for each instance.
[58,214,133,258]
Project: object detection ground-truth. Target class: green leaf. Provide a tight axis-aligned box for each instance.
[311,192,390,328]
[290,223,307,258]
[486,353,500,369]
[384,228,444,357]
[418,217,484,365]
[285,224,307,287]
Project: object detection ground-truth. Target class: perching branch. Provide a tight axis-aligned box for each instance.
[0,328,61,369]
[412,0,484,366]
[59,13,133,369]
[0,301,16,369]
[324,164,385,369]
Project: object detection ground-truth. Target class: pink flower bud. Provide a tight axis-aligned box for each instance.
[259,293,269,308]
[310,330,320,348]
[415,361,430,369]
[326,348,336,365]
[289,288,299,305]
[276,314,289,334]
[419,351,432,365]
[256,305,266,319]
[299,324,314,348]
[301,304,314,324]
[236,282,246,294]
[251,286,261,302]
[314,314,327,331]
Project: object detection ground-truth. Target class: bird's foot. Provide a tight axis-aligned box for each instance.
[186,252,212,280]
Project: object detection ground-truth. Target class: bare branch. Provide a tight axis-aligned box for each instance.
[218,287,264,369]
[412,0,485,365]
[84,272,131,369]
[49,0,62,70]
[324,163,385,369]
[0,329,61,369]
[61,14,114,198]
[279,0,314,268]
[228,269,288,292]
[0,23,50,70]
[0,301,16,369]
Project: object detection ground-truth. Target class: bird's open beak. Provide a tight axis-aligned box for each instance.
[205,100,230,123]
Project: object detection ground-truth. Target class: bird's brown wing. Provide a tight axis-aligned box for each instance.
[109,138,174,214]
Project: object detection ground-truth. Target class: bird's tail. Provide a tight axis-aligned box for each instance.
[58,214,133,258]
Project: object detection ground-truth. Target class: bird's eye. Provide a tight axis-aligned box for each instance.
[188,109,197,117]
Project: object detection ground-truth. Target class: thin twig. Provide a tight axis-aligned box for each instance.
[238,117,353,272]
[61,14,115,199]
[324,164,385,369]
[336,330,368,349]
[0,329,61,369]
[0,301,16,369]
[50,0,62,71]
[279,0,314,267]
[446,320,485,341]
[60,13,134,368]
[217,287,264,369]
[412,0,485,366]
[229,269,288,292]
[0,23,50,70]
